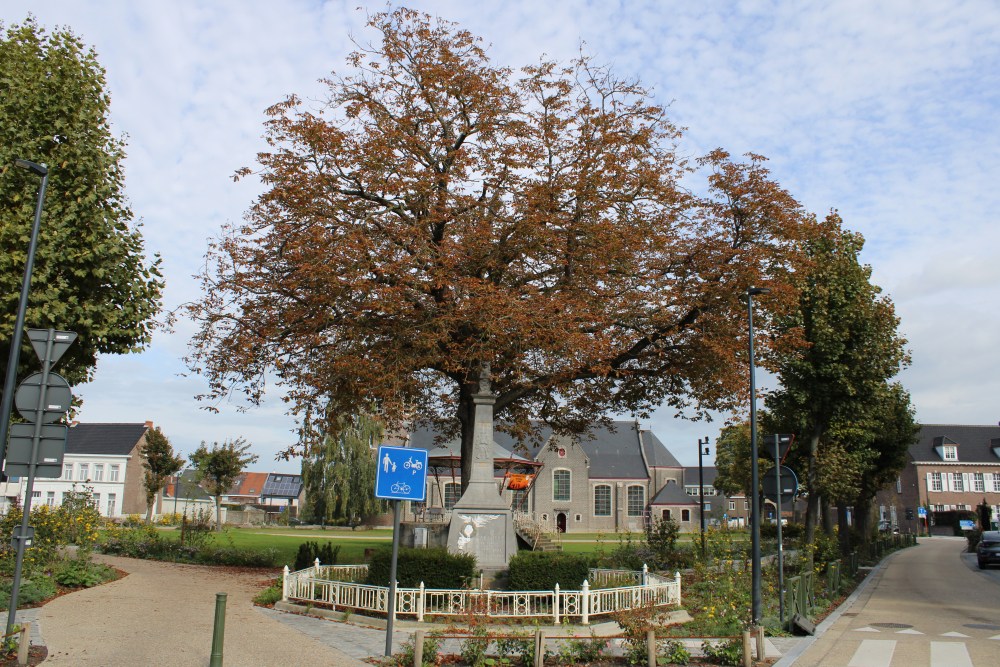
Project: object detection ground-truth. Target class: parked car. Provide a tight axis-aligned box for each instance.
[977,530,1000,569]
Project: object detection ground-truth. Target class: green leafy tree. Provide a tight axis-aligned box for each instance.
[766,212,911,544]
[301,411,386,526]
[141,427,184,523]
[0,18,163,390]
[189,438,258,530]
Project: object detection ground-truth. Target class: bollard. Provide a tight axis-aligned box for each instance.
[755,625,765,662]
[413,630,424,667]
[742,630,752,667]
[210,592,227,667]
[646,629,656,667]
[17,622,30,666]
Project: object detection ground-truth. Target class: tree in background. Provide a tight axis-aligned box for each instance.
[300,411,386,526]
[189,438,258,530]
[187,8,811,491]
[766,212,912,545]
[0,18,163,390]
[141,426,184,522]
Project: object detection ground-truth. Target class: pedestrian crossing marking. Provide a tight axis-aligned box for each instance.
[848,640,895,667]
[854,626,880,632]
[941,631,969,638]
[896,628,923,634]
[930,641,973,667]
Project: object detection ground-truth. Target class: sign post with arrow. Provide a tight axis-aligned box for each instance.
[3,328,76,636]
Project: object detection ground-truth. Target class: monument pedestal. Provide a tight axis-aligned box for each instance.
[446,367,518,569]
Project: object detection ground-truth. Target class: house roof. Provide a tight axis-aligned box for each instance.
[66,423,148,456]
[650,481,697,506]
[407,428,537,468]
[910,424,1000,463]
[163,469,213,501]
[228,472,269,497]
[262,473,303,498]
[683,466,719,486]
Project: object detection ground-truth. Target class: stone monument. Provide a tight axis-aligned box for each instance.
[446,366,518,568]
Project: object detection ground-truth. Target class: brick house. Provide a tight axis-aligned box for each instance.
[875,424,1000,533]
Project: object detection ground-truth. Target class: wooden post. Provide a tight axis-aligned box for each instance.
[756,625,765,662]
[646,629,656,667]
[16,622,30,666]
[413,630,424,667]
[535,630,545,667]
[742,630,752,667]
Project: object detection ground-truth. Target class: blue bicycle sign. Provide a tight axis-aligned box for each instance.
[375,446,428,501]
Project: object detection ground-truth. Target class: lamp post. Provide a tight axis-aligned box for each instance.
[747,286,770,626]
[0,159,49,470]
[698,436,710,558]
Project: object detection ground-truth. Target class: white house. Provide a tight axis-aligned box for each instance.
[1,422,151,518]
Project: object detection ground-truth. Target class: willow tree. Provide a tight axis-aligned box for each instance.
[0,19,162,389]
[187,9,810,491]
[300,411,386,526]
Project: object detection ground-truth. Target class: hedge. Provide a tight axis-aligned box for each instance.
[508,551,590,590]
[365,547,476,588]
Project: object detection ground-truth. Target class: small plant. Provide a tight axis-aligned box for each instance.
[253,578,282,606]
[701,638,743,666]
[558,631,608,664]
[1,624,20,657]
[495,628,539,667]
[53,556,116,588]
[387,632,441,667]
[459,624,491,667]
[660,639,691,665]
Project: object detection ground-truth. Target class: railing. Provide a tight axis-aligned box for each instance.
[282,565,681,625]
[587,567,643,587]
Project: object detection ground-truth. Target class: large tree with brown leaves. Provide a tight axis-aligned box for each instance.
[187,9,810,490]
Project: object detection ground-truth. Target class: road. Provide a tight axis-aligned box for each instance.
[791,536,1000,667]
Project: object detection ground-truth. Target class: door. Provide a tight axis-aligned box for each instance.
[556,512,567,533]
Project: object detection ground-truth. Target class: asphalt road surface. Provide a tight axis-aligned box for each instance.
[792,536,1000,667]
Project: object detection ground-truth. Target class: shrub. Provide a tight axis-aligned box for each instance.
[293,541,341,570]
[0,576,58,608]
[557,631,608,664]
[495,628,544,667]
[661,639,691,665]
[459,624,491,667]
[701,638,743,666]
[365,547,476,589]
[507,552,590,590]
[253,578,283,606]
[53,557,116,588]
[382,632,441,667]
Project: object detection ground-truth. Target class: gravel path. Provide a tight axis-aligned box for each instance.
[33,555,368,667]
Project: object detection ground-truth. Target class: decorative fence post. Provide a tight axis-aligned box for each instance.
[581,580,590,625]
[417,582,425,622]
[314,557,321,576]
[674,571,682,603]
[553,583,560,624]
[282,565,290,602]
[642,563,649,586]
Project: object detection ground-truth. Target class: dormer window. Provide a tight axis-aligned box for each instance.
[942,446,957,461]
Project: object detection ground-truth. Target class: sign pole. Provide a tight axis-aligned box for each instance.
[384,499,401,656]
[774,437,785,627]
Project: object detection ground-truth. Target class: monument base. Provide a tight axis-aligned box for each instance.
[447,509,518,569]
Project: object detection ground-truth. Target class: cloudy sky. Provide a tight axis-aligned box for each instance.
[3,1,998,471]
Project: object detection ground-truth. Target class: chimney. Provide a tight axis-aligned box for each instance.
[144,421,154,429]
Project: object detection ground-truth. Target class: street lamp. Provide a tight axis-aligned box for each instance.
[0,159,49,469]
[698,436,710,557]
[747,286,770,626]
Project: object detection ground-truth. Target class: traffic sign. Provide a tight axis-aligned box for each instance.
[762,465,798,505]
[14,372,72,423]
[375,446,428,501]
[26,329,77,367]
[917,506,927,518]
[4,423,67,478]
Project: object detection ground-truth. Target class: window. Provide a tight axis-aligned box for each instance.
[933,504,945,512]
[510,488,528,511]
[79,463,89,481]
[929,472,942,492]
[681,509,691,522]
[107,493,116,516]
[31,491,40,500]
[63,464,73,480]
[942,446,957,461]
[973,473,985,493]
[93,464,104,481]
[594,485,612,517]
[109,465,120,482]
[703,502,712,513]
[991,473,1000,493]
[952,472,964,492]
[729,500,736,511]
[552,470,571,502]
[896,477,902,493]
[92,493,101,510]
[443,482,461,509]
[46,491,55,506]
[744,500,749,510]
[626,485,645,517]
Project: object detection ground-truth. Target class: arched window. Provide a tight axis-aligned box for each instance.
[627,485,645,516]
[553,469,571,502]
[593,484,612,517]
[444,482,461,509]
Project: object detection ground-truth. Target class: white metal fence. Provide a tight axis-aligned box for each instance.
[281,562,681,625]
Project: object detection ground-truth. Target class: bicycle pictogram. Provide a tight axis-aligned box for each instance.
[391,481,411,494]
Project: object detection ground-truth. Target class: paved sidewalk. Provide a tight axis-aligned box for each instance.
[31,555,368,666]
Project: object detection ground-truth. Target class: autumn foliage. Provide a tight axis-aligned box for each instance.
[187,9,812,485]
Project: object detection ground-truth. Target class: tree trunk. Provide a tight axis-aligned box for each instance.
[215,497,223,531]
[821,496,834,536]
[457,374,477,494]
[145,497,155,524]
[837,505,852,556]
